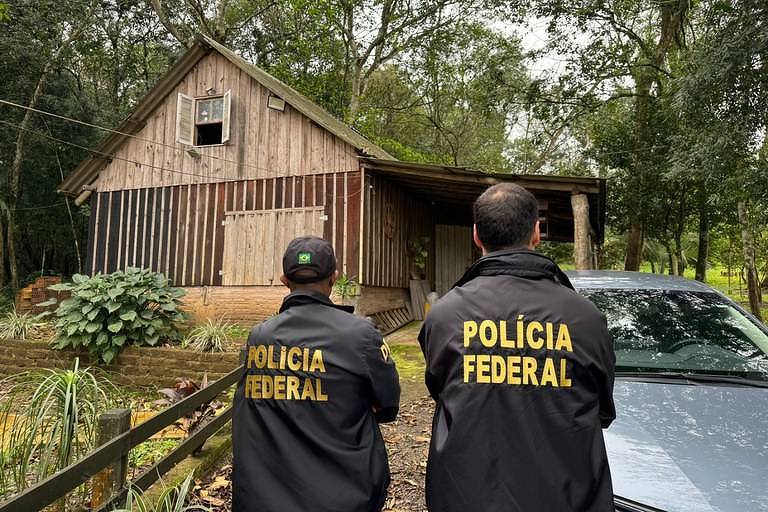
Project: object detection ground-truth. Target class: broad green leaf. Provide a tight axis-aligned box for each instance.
[85,322,101,334]
[107,287,125,300]
[107,320,123,333]
[96,332,109,346]
[119,311,137,322]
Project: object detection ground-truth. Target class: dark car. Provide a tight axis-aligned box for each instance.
[567,271,768,512]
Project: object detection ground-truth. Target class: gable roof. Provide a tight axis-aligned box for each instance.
[59,34,393,195]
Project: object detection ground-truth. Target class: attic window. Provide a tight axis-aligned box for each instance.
[176,90,231,147]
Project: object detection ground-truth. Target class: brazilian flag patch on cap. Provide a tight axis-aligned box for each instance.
[297,252,312,264]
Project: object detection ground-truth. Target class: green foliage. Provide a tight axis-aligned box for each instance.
[0,3,8,22]
[408,238,430,277]
[128,439,180,469]
[49,268,186,364]
[184,317,232,353]
[0,358,114,496]
[0,306,51,341]
[333,274,359,300]
[113,472,208,512]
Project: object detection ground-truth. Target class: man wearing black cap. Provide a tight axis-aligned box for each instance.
[232,236,401,512]
[419,183,615,511]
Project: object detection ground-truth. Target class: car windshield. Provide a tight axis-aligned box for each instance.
[582,289,768,381]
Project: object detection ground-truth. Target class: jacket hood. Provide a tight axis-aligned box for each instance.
[279,290,354,314]
[452,249,574,290]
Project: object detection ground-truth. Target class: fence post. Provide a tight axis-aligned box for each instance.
[90,408,131,509]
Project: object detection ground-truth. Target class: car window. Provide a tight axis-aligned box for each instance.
[582,289,768,380]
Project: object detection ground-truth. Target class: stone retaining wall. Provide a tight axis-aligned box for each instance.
[0,340,241,387]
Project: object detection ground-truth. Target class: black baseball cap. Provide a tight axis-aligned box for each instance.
[282,236,337,283]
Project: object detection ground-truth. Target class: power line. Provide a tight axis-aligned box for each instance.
[0,98,359,180]
[0,119,365,201]
[1,97,679,177]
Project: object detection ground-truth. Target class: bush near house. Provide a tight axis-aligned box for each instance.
[47,268,186,364]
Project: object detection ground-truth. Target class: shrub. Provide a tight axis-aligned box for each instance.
[184,317,232,353]
[333,274,359,300]
[48,268,186,364]
[0,306,51,341]
[0,358,115,495]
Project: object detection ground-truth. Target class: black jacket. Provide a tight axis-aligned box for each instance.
[419,250,616,512]
[233,290,401,512]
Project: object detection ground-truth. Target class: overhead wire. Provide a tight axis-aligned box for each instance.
[1,98,677,175]
[0,119,365,202]
[0,98,363,181]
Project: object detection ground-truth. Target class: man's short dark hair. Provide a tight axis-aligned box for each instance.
[473,183,539,252]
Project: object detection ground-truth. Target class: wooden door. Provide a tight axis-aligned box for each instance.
[435,224,475,296]
[222,207,325,285]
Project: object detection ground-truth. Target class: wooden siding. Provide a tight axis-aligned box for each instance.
[86,172,360,286]
[361,172,434,288]
[435,224,475,296]
[221,207,325,285]
[96,52,360,191]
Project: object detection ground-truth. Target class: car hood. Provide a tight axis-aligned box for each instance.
[607,379,768,512]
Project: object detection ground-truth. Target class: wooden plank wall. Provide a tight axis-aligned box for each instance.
[435,224,475,296]
[86,171,360,286]
[361,172,434,288]
[97,52,359,191]
[221,207,325,285]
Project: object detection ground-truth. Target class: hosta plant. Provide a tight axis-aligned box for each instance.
[47,268,186,364]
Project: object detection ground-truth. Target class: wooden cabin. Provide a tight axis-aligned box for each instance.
[60,35,605,328]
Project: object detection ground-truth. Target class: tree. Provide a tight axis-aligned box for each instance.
[357,22,526,169]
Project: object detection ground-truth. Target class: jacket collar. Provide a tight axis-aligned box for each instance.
[279,289,355,314]
[452,249,574,290]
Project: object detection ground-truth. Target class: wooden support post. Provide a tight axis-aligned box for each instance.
[571,193,593,270]
[91,408,131,509]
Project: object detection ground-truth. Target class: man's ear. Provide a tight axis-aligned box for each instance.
[529,220,541,249]
[328,270,339,287]
[473,224,487,255]
[280,275,290,289]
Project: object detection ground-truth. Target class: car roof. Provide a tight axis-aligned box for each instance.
[565,270,717,293]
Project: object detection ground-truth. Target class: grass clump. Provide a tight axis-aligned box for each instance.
[0,306,51,341]
[184,317,232,352]
[0,358,116,498]
[113,472,208,512]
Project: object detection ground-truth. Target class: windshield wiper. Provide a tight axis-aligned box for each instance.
[614,495,666,512]
[617,371,768,388]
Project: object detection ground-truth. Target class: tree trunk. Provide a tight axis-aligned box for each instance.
[624,223,643,271]
[571,193,593,270]
[8,53,59,289]
[148,0,190,47]
[345,63,364,124]
[737,201,763,321]
[695,199,709,282]
[663,240,678,276]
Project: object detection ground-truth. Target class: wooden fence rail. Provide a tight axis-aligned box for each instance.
[0,365,244,512]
